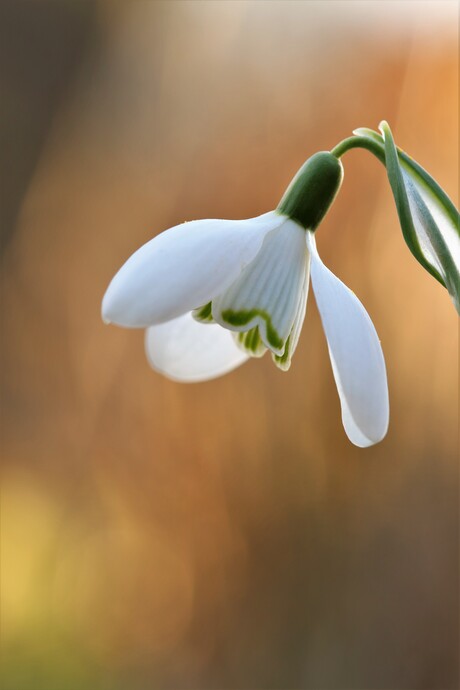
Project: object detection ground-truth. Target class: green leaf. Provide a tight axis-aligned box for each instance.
[277,152,343,230]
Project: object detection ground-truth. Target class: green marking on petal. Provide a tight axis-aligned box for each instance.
[235,327,267,357]
[273,333,292,371]
[221,308,284,351]
[192,302,214,323]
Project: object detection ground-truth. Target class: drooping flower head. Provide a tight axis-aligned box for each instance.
[103,148,390,448]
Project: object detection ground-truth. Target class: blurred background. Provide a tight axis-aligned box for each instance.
[1,1,458,688]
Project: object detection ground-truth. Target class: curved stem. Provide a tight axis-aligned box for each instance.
[331,136,386,164]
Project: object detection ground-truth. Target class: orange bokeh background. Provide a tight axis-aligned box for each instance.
[1,2,458,688]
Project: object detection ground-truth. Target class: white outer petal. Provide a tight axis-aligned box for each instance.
[145,312,249,383]
[102,212,284,328]
[307,233,389,447]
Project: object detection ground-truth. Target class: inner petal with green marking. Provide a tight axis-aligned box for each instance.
[229,264,310,368]
[192,301,214,323]
[233,326,267,358]
[273,262,310,371]
[212,218,308,357]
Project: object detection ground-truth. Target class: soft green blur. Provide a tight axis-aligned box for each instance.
[1,1,458,688]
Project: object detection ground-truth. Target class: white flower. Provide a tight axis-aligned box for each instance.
[102,153,389,447]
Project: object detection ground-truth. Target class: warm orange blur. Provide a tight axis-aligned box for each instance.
[1,2,458,688]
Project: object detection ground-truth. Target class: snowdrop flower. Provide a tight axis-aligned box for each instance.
[102,152,389,447]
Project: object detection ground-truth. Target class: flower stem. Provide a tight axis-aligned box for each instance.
[331,136,385,164]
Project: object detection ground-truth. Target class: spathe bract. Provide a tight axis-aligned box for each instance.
[350,122,460,314]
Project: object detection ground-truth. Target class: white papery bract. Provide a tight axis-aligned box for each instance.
[103,208,389,447]
[354,123,460,314]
